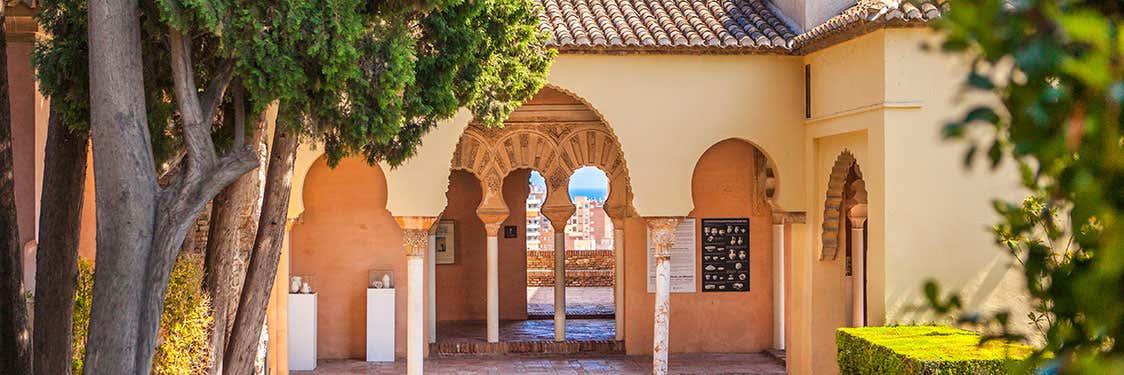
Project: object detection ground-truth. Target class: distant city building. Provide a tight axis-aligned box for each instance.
[525,181,613,251]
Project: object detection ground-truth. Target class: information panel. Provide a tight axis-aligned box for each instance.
[647,218,696,293]
[701,218,750,292]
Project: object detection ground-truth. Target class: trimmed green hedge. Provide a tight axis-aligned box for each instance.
[837,326,1033,374]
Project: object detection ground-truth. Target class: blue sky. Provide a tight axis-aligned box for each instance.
[529,167,608,200]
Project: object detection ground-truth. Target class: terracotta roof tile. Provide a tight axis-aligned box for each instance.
[791,0,946,52]
[540,0,798,52]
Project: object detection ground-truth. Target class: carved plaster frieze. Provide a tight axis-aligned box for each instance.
[450,122,630,189]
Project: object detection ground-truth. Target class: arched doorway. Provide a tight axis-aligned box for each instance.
[688,138,784,352]
[432,86,633,354]
[525,167,616,320]
[821,150,868,327]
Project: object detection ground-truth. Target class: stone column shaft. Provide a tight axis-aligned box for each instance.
[427,233,436,344]
[647,217,682,375]
[554,231,566,341]
[485,225,499,343]
[613,226,625,341]
[396,217,437,375]
[848,204,868,328]
[771,214,786,350]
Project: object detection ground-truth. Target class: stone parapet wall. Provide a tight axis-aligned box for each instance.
[527,249,615,287]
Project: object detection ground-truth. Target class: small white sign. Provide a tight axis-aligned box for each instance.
[647,218,696,293]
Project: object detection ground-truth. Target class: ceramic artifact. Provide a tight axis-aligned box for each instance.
[290,276,302,294]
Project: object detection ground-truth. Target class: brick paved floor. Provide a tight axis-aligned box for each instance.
[437,319,615,342]
[293,352,786,374]
[527,287,615,317]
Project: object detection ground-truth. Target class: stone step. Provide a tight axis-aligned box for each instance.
[429,340,624,356]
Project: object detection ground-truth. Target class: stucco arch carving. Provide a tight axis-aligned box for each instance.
[821,150,866,260]
[448,85,634,229]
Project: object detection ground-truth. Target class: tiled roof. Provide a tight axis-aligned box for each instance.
[791,0,946,52]
[538,0,798,52]
[538,0,946,53]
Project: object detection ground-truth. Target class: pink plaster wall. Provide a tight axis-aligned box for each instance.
[289,157,408,359]
[623,139,776,354]
[434,169,528,322]
[8,40,36,246]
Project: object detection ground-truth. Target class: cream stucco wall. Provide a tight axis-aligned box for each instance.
[793,29,1032,375]
[288,54,809,219]
[880,29,1030,330]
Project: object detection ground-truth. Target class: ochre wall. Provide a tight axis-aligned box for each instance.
[623,139,775,354]
[8,39,43,288]
[287,54,808,219]
[434,169,529,322]
[880,29,1030,333]
[8,40,37,246]
[77,151,96,260]
[289,157,407,359]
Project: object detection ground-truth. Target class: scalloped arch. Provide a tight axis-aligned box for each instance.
[448,84,634,214]
[821,150,865,260]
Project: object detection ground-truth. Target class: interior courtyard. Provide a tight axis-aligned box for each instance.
[1,0,1038,373]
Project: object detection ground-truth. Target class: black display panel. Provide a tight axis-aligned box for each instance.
[701,218,750,292]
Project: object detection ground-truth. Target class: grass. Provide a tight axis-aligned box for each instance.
[838,326,1034,362]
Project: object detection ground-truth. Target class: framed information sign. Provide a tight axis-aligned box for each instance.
[646,218,697,293]
[701,218,750,292]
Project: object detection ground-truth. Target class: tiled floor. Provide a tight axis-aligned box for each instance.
[527,287,615,317]
[436,319,615,342]
[293,352,786,374]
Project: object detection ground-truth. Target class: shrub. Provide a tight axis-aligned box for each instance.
[73,254,213,374]
[837,326,1033,374]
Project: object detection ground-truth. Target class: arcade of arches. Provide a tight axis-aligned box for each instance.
[273,87,828,375]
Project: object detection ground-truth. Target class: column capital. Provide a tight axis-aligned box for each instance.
[645,217,683,258]
[848,204,868,228]
[542,184,576,232]
[771,211,807,225]
[402,229,429,258]
[484,222,504,237]
[396,216,439,258]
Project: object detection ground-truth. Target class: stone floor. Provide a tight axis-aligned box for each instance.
[527,287,615,317]
[436,319,615,342]
[293,352,786,374]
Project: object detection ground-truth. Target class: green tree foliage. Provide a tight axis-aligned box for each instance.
[230,0,554,167]
[34,0,181,165]
[71,255,212,375]
[924,0,1124,372]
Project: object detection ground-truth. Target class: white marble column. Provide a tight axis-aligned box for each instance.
[396,217,437,375]
[486,224,500,343]
[647,217,682,375]
[849,205,868,328]
[771,213,786,350]
[613,226,625,341]
[554,231,566,341]
[427,233,437,344]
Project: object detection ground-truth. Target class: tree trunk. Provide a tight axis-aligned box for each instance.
[204,123,267,375]
[84,0,160,372]
[33,107,89,375]
[0,5,32,373]
[85,2,259,374]
[224,128,299,375]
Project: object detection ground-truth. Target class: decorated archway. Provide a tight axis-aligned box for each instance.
[820,150,869,328]
[436,85,636,348]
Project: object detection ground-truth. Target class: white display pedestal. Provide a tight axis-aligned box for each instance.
[366,288,396,362]
[288,293,317,371]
